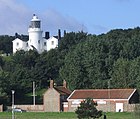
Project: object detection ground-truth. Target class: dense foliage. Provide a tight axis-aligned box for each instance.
[1,28,140,105]
[60,28,140,90]
[0,35,14,54]
[75,98,102,119]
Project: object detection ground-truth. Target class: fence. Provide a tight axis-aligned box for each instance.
[8,105,44,112]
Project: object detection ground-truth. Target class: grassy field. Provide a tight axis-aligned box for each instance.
[0,112,139,119]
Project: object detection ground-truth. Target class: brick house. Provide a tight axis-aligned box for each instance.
[43,80,71,112]
[0,105,3,112]
[66,89,139,112]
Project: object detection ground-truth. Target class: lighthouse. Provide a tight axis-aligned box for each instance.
[28,14,43,53]
[12,14,60,54]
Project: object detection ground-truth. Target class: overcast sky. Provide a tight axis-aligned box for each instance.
[0,0,140,36]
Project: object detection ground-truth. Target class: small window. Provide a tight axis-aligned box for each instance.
[38,40,40,44]
[44,42,46,46]
[16,42,19,46]
[51,41,54,45]
[26,43,28,47]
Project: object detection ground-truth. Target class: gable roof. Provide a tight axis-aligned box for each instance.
[12,38,28,43]
[12,38,23,42]
[46,36,58,41]
[68,89,136,100]
[54,86,71,95]
[15,34,29,41]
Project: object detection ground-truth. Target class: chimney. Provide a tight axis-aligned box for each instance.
[58,29,61,40]
[50,80,54,88]
[15,33,18,38]
[45,32,50,39]
[64,30,66,36]
[63,80,67,88]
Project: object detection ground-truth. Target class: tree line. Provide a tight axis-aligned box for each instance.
[1,27,140,105]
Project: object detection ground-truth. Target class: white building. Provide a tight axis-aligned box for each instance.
[13,14,60,54]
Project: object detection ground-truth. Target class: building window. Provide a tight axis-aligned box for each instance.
[16,42,19,46]
[26,43,28,47]
[51,41,54,45]
[38,40,40,44]
[44,42,46,46]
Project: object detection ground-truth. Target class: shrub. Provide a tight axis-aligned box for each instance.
[75,98,102,119]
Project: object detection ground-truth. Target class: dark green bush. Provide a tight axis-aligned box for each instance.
[75,98,102,119]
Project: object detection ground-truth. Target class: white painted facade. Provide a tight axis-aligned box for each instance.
[46,36,58,51]
[12,14,59,54]
[13,38,28,53]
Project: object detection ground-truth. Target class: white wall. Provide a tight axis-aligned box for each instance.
[46,37,58,51]
[12,38,28,53]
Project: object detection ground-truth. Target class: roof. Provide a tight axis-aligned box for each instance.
[68,89,136,100]
[53,36,59,39]
[54,86,72,95]
[14,34,29,42]
[48,36,58,40]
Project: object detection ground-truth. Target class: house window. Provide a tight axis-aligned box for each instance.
[44,42,46,46]
[38,40,40,44]
[60,95,65,100]
[51,41,54,45]
[16,42,19,46]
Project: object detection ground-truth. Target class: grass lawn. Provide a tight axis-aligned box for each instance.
[0,112,139,119]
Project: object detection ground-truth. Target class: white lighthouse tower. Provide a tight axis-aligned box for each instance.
[28,14,43,53]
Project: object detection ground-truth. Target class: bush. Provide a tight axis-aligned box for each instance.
[75,98,102,119]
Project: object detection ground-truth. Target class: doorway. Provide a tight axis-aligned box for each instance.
[116,103,123,112]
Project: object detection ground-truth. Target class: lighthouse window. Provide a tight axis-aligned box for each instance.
[44,42,46,46]
[51,41,54,45]
[31,21,40,28]
[16,42,19,46]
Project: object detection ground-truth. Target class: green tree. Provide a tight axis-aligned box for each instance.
[58,31,87,52]
[110,57,140,89]
[130,57,140,89]
[0,35,14,54]
[60,37,109,90]
[0,56,4,70]
[110,58,130,88]
[12,50,39,69]
[32,49,62,88]
[75,98,102,119]
[0,71,10,105]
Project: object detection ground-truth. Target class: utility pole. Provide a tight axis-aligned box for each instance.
[108,79,112,112]
[33,81,36,105]
[108,80,110,112]
[11,90,15,119]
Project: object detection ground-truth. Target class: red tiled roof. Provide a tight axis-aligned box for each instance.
[68,89,136,100]
[54,86,71,95]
